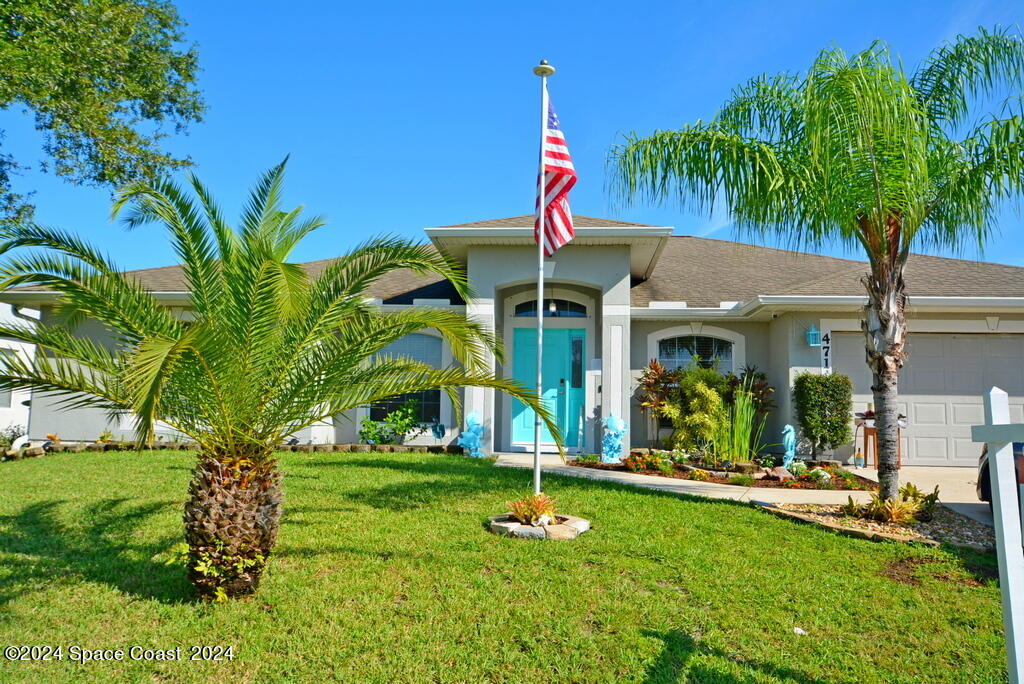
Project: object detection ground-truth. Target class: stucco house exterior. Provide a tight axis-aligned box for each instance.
[0,304,33,436]
[5,214,1024,467]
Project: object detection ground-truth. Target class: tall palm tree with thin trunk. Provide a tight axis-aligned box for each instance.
[0,161,560,600]
[609,28,1024,499]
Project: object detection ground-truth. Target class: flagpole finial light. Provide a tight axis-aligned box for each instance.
[533,59,556,77]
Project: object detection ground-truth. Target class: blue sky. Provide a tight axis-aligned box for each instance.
[2,0,1022,270]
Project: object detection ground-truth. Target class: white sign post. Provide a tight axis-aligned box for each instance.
[971,386,1024,682]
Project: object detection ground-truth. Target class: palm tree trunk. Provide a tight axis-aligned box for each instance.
[183,455,283,600]
[871,362,901,499]
[862,266,908,501]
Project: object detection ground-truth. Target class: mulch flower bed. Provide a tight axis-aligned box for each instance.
[767,502,995,551]
[567,460,878,491]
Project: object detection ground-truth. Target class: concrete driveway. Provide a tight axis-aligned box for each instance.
[850,466,992,527]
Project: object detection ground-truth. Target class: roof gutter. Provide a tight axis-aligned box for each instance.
[632,295,1024,320]
[752,295,1024,311]
[0,291,193,306]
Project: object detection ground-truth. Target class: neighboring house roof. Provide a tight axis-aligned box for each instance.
[7,221,1024,308]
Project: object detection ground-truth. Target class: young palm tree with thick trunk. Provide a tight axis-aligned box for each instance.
[609,28,1024,499]
[0,162,560,599]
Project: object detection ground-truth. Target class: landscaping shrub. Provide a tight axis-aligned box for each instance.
[507,493,557,525]
[669,450,689,464]
[653,362,775,465]
[866,493,921,523]
[844,493,924,523]
[637,359,681,445]
[792,372,853,457]
[712,376,769,464]
[900,482,940,521]
[831,467,862,490]
[358,398,426,445]
[729,473,755,487]
[656,459,675,476]
[687,468,711,482]
[789,460,808,476]
[840,496,862,517]
[723,366,775,415]
[661,379,726,453]
[574,452,600,465]
[0,423,24,450]
[623,452,662,472]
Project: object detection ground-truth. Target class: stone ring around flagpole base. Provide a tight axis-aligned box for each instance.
[533,59,556,77]
[486,513,590,540]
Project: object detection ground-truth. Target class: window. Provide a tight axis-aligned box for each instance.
[658,335,734,373]
[0,349,15,408]
[514,298,587,318]
[570,336,583,389]
[370,333,443,424]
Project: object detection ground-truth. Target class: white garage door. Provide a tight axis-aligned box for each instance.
[833,332,1024,467]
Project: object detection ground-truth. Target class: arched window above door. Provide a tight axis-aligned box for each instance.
[513,298,587,318]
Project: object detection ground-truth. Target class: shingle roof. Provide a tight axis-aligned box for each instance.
[439,214,654,228]
[9,233,1024,308]
[629,236,1024,306]
[10,258,464,305]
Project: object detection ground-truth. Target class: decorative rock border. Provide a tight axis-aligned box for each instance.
[487,513,591,540]
[753,501,994,553]
[1,441,465,462]
[281,443,463,454]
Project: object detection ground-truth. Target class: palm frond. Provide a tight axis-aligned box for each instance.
[0,161,556,459]
[289,361,564,457]
[913,26,1024,129]
[607,28,1024,261]
[112,177,223,316]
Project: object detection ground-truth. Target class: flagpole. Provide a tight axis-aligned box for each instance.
[532,59,555,496]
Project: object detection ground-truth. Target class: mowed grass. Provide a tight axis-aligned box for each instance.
[0,450,1006,683]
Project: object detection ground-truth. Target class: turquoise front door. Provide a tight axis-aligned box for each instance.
[511,327,586,448]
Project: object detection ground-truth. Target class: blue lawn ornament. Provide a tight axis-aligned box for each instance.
[782,424,797,469]
[431,423,446,441]
[457,412,485,458]
[602,416,627,464]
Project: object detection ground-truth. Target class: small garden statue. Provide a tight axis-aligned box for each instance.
[602,416,627,464]
[457,412,485,458]
[782,424,797,469]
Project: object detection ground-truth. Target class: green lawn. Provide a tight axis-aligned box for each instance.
[0,450,1006,683]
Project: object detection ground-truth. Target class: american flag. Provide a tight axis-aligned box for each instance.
[535,87,577,256]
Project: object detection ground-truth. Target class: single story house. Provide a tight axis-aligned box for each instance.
[5,214,1024,467]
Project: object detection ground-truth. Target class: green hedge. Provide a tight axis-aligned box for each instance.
[792,372,853,456]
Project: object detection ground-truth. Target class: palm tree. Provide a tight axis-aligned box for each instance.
[0,161,560,600]
[609,27,1024,499]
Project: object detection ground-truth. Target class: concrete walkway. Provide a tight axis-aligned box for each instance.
[494,453,876,505]
[495,454,992,526]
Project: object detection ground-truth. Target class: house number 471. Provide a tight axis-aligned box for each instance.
[820,331,832,375]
